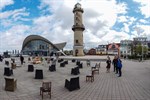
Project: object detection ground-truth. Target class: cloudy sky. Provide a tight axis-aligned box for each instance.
[0,0,150,53]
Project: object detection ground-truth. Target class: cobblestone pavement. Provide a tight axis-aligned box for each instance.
[0,56,150,100]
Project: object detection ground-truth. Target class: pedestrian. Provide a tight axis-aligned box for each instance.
[117,56,122,77]
[20,55,24,65]
[0,55,2,62]
[106,56,111,73]
[112,55,118,74]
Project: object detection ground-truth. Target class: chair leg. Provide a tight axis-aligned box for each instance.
[49,92,51,99]
[42,92,43,99]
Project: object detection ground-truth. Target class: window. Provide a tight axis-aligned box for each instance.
[76,40,78,43]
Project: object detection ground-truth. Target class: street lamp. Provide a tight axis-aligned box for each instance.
[142,43,144,61]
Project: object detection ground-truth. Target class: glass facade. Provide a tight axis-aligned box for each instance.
[22,40,57,56]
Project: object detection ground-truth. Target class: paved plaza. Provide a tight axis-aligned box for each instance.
[0,56,150,100]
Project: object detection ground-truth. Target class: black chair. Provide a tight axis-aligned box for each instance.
[65,77,80,91]
[64,60,68,64]
[71,67,80,75]
[72,59,76,62]
[78,63,83,68]
[49,65,56,71]
[4,67,13,76]
[28,65,34,72]
[58,59,63,63]
[76,61,80,65]
[60,62,65,67]
[35,69,43,79]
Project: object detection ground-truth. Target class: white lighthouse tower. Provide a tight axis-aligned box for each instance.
[72,3,85,56]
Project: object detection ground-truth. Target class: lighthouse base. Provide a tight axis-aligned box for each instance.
[73,46,84,56]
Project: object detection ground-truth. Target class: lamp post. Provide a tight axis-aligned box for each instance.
[142,43,143,61]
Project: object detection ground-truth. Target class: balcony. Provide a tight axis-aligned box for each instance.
[72,24,85,31]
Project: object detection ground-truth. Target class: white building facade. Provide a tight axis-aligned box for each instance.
[120,40,132,57]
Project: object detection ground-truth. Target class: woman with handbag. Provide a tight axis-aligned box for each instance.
[106,56,111,73]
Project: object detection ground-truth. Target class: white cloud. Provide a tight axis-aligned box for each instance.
[0,7,29,19]
[34,0,128,50]
[0,0,14,10]
[134,25,150,39]
[139,19,149,24]
[1,0,150,52]
[0,7,30,28]
[0,25,31,51]
[133,0,150,18]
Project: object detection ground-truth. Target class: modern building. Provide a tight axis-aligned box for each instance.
[72,3,85,56]
[21,35,66,56]
[120,40,132,57]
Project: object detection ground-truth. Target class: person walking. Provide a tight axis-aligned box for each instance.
[112,55,118,74]
[117,56,122,77]
[20,55,24,65]
[0,55,2,62]
[106,56,111,73]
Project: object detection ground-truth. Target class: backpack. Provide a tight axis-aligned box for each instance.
[117,59,122,68]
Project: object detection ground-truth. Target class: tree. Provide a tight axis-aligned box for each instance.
[134,44,148,59]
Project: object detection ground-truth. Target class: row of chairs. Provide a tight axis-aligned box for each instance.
[86,63,101,82]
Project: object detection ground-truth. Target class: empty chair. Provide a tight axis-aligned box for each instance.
[28,65,34,72]
[76,60,80,65]
[91,63,98,70]
[78,63,83,68]
[93,62,100,74]
[64,60,68,64]
[35,69,43,79]
[11,63,16,69]
[5,77,17,91]
[71,67,80,75]
[4,67,13,76]
[65,77,80,91]
[40,81,51,99]
[60,62,65,67]
[72,59,76,62]
[86,70,94,82]
[58,59,63,63]
[49,65,56,71]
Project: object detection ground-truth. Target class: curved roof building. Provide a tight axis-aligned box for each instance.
[22,35,66,56]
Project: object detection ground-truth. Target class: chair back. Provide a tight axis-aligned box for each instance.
[70,77,80,88]
[98,62,101,68]
[42,82,51,90]
[92,70,95,76]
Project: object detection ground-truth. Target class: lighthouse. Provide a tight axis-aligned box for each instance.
[72,3,85,56]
